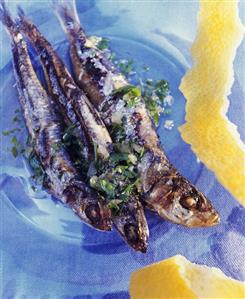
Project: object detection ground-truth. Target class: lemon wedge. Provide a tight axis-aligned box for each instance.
[179,0,245,204]
[130,255,245,299]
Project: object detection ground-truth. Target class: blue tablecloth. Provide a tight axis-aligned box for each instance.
[0,1,244,298]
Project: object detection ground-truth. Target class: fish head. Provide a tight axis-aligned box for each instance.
[113,199,149,253]
[176,189,220,227]
[146,176,220,228]
[64,181,112,231]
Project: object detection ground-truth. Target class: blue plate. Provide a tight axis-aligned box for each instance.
[0,1,244,298]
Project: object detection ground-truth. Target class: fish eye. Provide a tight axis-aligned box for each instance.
[124,223,140,245]
[180,196,197,209]
[85,204,101,224]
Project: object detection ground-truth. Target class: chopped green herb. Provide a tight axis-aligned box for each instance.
[100,179,116,198]
[12,115,21,123]
[90,176,116,199]
[139,146,145,158]
[119,184,134,200]
[109,153,129,164]
[97,37,109,50]
[110,123,126,142]
[118,59,134,76]
[114,165,128,174]
[134,178,141,192]
[124,94,140,108]
[156,79,169,101]
[114,165,137,179]
[28,151,45,183]
[11,136,18,145]
[112,85,141,97]
[112,85,141,108]
[143,95,161,125]
[107,200,122,215]
[2,128,21,136]
[128,153,137,165]
[11,146,18,158]
[51,142,62,155]
[11,136,22,148]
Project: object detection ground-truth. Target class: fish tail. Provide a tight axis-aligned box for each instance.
[17,6,37,43]
[51,0,86,43]
[0,0,16,35]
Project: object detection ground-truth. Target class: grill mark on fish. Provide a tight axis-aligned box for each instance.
[52,0,220,228]
[0,1,111,231]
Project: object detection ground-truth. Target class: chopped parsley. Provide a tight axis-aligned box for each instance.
[89,130,145,210]
[2,128,21,136]
[11,146,18,158]
[118,59,134,76]
[141,79,170,125]
[107,199,123,215]
[155,80,169,100]
[12,115,21,123]
[97,37,109,50]
[51,142,62,155]
[112,85,141,108]
[109,123,126,142]
[28,150,45,185]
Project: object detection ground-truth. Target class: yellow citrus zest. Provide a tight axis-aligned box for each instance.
[130,255,245,299]
[179,0,245,205]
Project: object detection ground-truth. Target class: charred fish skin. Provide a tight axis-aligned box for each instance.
[17,8,112,160]
[17,6,149,251]
[52,0,220,228]
[0,2,111,231]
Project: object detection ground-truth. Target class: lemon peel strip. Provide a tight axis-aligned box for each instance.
[130,255,245,299]
[179,0,245,204]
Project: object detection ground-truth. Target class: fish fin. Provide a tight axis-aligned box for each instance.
[0,0,14,29]
[0,0,20,40]
[17,5,25,19]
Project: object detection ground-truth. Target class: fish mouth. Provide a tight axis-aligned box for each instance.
[186,210,220,228]
[202,210,220,227]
